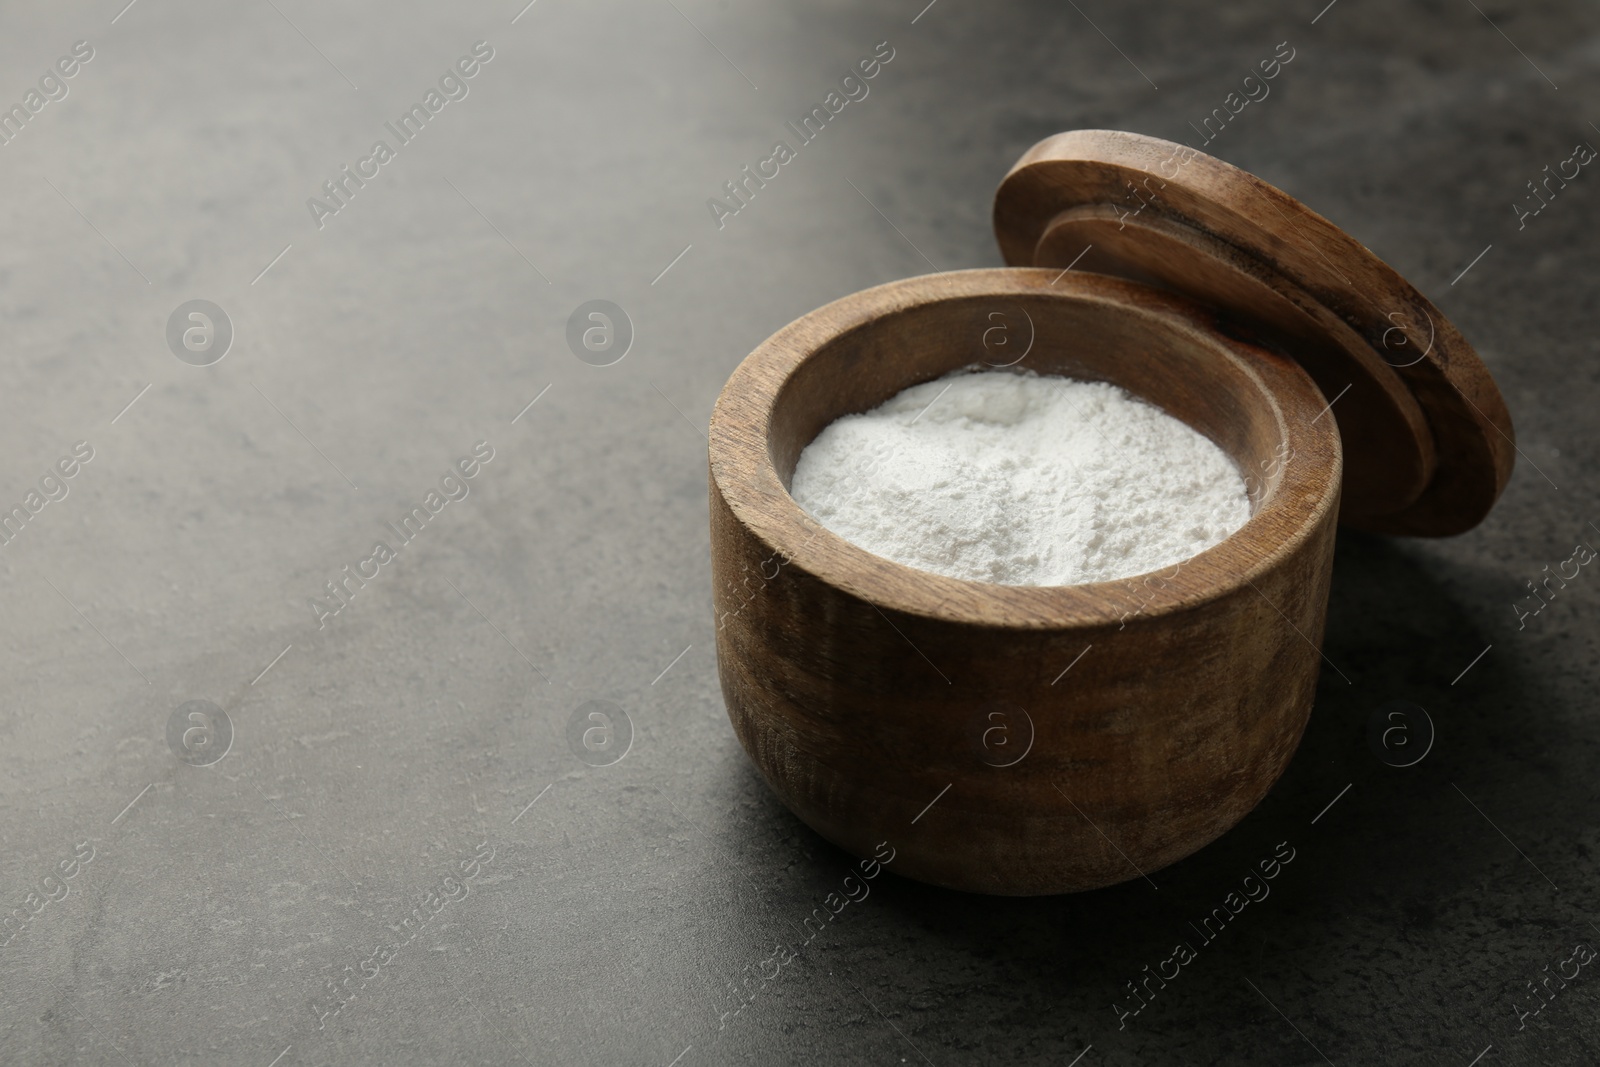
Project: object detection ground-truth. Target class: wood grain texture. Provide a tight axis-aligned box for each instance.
[994,129,1515,536]
[709,269,1341,894]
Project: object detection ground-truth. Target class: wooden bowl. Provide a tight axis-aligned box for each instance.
[709,268,1341,895]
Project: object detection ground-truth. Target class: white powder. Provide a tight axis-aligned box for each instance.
[789,369,1251,586]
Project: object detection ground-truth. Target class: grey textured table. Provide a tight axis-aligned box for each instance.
[1,1,1596,1064]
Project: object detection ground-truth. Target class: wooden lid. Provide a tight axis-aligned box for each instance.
[993,129,1515,536]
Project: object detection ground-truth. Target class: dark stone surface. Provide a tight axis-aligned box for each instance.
[0,0,1595,1063]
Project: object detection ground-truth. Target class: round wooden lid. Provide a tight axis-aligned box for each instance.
[993,129,1515,536]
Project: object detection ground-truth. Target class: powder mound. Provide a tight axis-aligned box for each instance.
[788,369,1251,587]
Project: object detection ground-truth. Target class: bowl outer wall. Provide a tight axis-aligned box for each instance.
[708,268,1342,894]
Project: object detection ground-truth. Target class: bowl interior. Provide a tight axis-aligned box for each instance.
[768,288,1293,518]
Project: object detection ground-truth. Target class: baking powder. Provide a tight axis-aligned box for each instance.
[790,369,1250,586]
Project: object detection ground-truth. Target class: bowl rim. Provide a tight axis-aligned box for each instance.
[709,267,1343,630]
